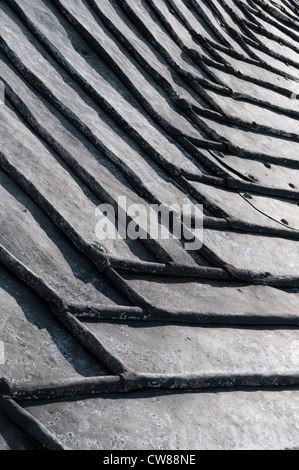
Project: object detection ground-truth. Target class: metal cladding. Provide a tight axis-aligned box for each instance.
[0,0,299,450]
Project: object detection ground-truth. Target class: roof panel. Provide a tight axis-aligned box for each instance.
[1,0,299,450]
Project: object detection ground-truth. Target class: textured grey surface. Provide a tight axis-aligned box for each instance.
[122,274,299,318]
[0,0,299,451]
[0,265,108,387]
[204,229,299,279]
[215,153,299,193]
[0,170,128,306]
[85,320,299,375]
[0,414,37,450]
[23,388,299,450]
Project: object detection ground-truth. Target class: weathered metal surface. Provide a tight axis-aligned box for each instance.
[0,0,299,450]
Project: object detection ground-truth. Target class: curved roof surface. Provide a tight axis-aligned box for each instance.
[0,0,299,450]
